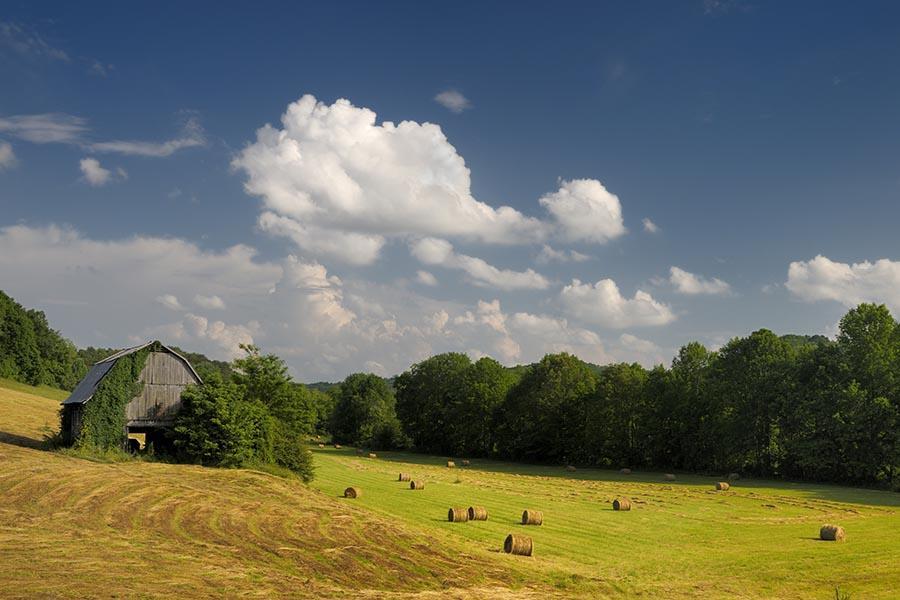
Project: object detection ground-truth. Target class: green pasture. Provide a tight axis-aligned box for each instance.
[311,447,900,599]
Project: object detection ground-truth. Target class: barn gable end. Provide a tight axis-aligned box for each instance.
[61,341,203,444]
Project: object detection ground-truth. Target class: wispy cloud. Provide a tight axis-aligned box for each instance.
[87,117,206,157]
[669,266,731,296]
[0,142,16,170]
[642,218,659,234]
[434,89,472,113]
[89,60,114,77]
[0,21,69,62]
[0,113,205,157]
[0,113,88,144]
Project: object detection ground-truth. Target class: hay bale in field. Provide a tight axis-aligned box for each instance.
[306,449,313,454]
[398,473,411,482]
[410,480,425,490]
[334,444,342,449]
[521,509,543,525]
[715,482,730,491]
[664,473,676,481]
[468,506,488,521]
[447,461,456,468]
[728,472,741,481]
[344,486,361,498]
[620,468,632,474]
[565,465,577,472]
[448,507,469,522]
[504,534,533,556]
[462,459,471,466]
[318,443,325,448]
[820,524,846,541]
[368,453,377,459]
[613,498,631,511]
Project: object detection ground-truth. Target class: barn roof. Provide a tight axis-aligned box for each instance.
[61,341,202,406]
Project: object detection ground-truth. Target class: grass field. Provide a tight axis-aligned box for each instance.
[2,379,900,598]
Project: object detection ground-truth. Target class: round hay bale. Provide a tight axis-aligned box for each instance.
[368,453,377,459]
[398,473,411,482]
[820,524,846,542]
[344,486,361,499]
[504,534,533,556]
[664,473,676,481]
[448,507,469,522]
[565,465,576,472]
[613,498,631,511]
[728,472,741,481]
[306,449,313,455]
[410,480,425,490]
[620,468,632,474]
[317,443,325,448]
[462,459,471,466]
[447,461,456,468]
[521,509,543,526]
[716,481,730,491]
[468,506,488,521]
[334,444,342,449]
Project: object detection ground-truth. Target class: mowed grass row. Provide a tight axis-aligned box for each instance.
[311,448,900,599]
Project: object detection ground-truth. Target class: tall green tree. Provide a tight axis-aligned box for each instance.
[331,373,405,449]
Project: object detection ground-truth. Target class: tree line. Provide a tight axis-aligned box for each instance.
[330,304,900,490]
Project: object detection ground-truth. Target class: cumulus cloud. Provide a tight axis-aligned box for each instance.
[0,113,88,144]
[194,294,226,310]
[416,270,438,286]
[0,141,16,169]
[786,255,900,314]
[79,157,112,186]
[143,313,257,360]
[642,218,659,233]
[536,245,590,265]
[233,95,629,265]
[410,237,550,290]
[155,294,184,311]
[560,278,675,328]
[539,178,626,243]
[434,89,472,113]
[669,266,731,295]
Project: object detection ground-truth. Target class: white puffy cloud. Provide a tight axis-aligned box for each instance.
[79,157,112,186]
[786,255,900,314]
[156,294,183,311]
[233,95,632,265]
[539,178,626,243]
[410,237,549,290]
[142,313,257,360]
[669,266,731,295]
[416,270,438,286]
[194,294,226,310]
[536,244,589,264]
[642,218,659,233]
[434,90,472,113]
[560,278,675,328]
[0,141,15,169]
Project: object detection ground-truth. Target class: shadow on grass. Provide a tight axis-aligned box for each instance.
[0,431,44,449]
[314,443,900,509]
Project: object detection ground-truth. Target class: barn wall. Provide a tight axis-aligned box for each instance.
[125,351,201,426]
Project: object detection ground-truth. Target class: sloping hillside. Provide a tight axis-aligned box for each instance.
[0,382,549,599]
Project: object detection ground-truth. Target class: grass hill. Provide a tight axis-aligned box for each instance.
[0,380,547,599]
[3,378,900,598]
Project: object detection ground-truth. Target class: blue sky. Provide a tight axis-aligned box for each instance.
[1,1,899,381]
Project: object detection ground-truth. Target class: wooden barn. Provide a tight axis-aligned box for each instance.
[61,341,202,447]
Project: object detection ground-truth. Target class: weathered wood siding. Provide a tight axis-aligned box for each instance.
[125,351,201,426]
